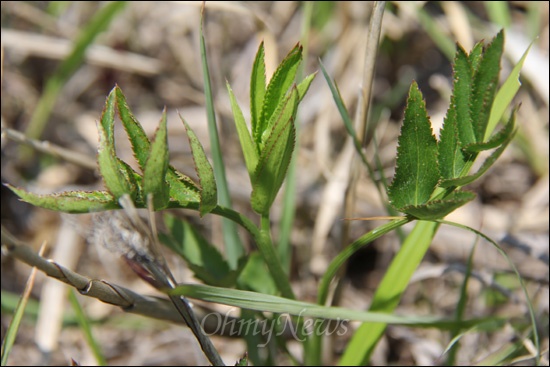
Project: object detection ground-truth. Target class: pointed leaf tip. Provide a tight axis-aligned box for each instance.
[388,82,439,211]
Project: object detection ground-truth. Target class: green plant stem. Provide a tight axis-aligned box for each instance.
[195,204,295,300]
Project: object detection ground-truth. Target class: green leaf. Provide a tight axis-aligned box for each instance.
[116,158,143,203]
[463,112,515,153]
[237,252,278,295]
[170,283,494,329]
[438,103,467,180]
[235,354,249,367]
[180,115,217,216]
[402,191,476,220]
[251,88,298,215]
[256,44,302,143]
[469,42,484,73]
[453,45,476,148]
[470,30,504,143]
[142,109,170,210]
[440,112,517,188]
[227,82,259,177]
[114,85,150,170]
[485,40,531,140]
[97,91,135,200]
[250,41,266,137]
[388,82,439,210]
[114,85,200,205]
[160,214,245,288]
[6,186,119,213]
[296,72,317,102]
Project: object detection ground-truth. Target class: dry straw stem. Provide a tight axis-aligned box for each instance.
[1,226,225,332]
[1,226,298,340]
[1,127,97,170]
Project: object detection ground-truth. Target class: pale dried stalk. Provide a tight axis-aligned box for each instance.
[0,225,245,338]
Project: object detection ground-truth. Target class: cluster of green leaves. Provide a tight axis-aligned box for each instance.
[227,42,315,214]
[9,85,217,216]
[387,30,516,220]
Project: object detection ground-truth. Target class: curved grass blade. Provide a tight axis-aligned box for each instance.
[6,186,119,213]
[68,290,107,366]
[0,244,44,366]
[170,283,493,329]
[388,82,439,210]
[435,219,541,364]
[339,220,439,365]
[143,109,170,210]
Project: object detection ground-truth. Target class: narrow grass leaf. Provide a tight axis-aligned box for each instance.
[250,42,266,136]
[170,283,492,329]
[388,82,439,210]
[227,82,259,177]
[471,30,504,143]
[200,11,244,266]
[68,290,106,366]
[251,89,298,214]
[445,240,477,365]
[0,246,42,366]
[485,41,531,140]
[160,214,244,287]
[319,60,372,169]
[257,44,302,142]
[142,109,169,210]
[436,219,540,363]
[6,186,119,213]
[319,60,356,141]
[180,115,217,216]
[401,191,476,220]
[339,220,439,365]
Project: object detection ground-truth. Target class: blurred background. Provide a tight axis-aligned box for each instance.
[1,1,548,365]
